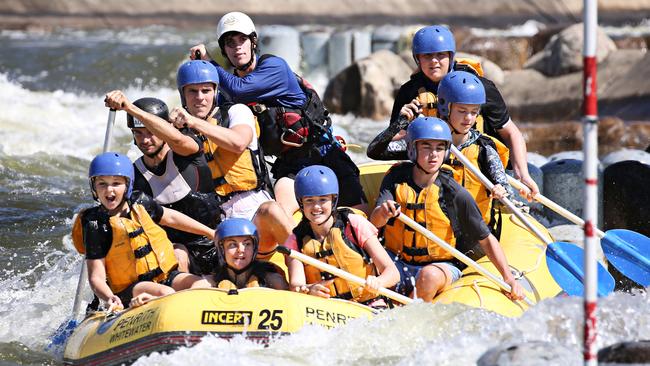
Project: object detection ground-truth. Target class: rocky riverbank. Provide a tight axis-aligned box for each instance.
[322,22,650,154]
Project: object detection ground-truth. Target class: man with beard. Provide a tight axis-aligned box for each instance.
[104,92,221,275]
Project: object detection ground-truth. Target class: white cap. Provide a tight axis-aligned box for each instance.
[217,12,256,41]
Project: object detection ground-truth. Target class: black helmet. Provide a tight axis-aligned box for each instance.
[127,97,170,128]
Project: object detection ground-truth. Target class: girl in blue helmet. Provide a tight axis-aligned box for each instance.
[283,165,399,308]
[369,118,524,302]
[367,25,540,201]
[71,153,213,310]
[197,218,288,290]
[438,71,515,224]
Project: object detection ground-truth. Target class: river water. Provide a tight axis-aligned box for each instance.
[0,25,648,366]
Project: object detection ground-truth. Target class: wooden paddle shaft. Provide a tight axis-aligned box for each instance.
[396,214,534,307]
[277,246,413,305]
[449,145,551,245]
[507,176,606,238]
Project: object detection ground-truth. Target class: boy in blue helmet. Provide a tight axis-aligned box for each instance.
[283,165,399,308]
[170,59,295,266]
[195,218,288,290]
[367,25,539,201]
[369,118,523,302]
[437,71,515,225]
[104,92,220,275]
[189,11,369,218]
[71,153,212,310]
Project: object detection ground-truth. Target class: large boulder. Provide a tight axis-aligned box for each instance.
[323,49,412,120]
[502,49,648,122]
[524,23,617,77]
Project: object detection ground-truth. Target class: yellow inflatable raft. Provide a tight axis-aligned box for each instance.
[358,162,563,317]
[63,288,374,365]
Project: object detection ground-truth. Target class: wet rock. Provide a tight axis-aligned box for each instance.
[323,49,412,120]
[603,160,650,238]
[524,23,617,77]
[478,341,577,366]
[599,340,650,363]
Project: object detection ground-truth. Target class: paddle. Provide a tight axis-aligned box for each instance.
[49,108,117,350]
[395,214,534,306]
[276,245,413,305]
[449,145,615,297]
[508,176,650,287]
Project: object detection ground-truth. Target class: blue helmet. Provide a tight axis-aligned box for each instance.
[294,165,339,208]
[176,60,219,106]
[88,152,134,200]
[437,71,486,118]
[214,218,259,269]
[406,117,453,162]
[412,25,456,69]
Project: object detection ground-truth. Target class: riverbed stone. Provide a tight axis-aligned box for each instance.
[478,341,577,366]
[599,340,650,363]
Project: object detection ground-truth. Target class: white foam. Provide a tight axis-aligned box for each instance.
[0,73,180,161]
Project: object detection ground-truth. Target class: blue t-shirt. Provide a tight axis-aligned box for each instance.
[214,55,306,109]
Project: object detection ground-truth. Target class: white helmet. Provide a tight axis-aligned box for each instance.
[217,12,256,42]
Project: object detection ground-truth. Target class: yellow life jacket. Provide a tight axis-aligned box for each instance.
[72,204,178,294]
[198,109,266,198]
[455,57,485,78]
[295,208,377,303]
[383,164,459,264]
[417,87,438,118]
[217,276,260,290]
[448,135,509,223]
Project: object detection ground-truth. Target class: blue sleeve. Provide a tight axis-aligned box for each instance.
[214,56,306,108]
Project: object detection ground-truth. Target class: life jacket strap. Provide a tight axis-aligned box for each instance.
[128,227,145,239]
[137,267,164,282]
[401,246,429,257]
[133,243,153,259]
[314,249,334,259]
